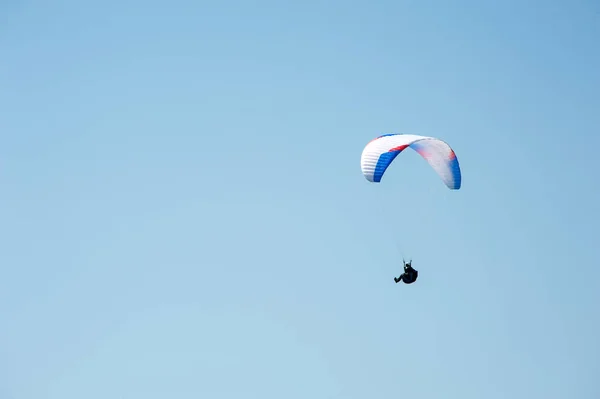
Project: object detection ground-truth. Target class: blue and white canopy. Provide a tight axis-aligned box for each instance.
[361,134,462,190]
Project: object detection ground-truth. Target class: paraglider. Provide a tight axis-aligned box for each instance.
[394,259,418,284]
[360,133,462,286]
[360,133,461,189]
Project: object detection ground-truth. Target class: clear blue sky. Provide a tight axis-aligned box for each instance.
[1,0,599,398]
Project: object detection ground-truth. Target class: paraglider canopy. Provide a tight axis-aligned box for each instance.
[361,133,461,189]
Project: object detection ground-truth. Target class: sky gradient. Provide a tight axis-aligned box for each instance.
[1,1,599,398]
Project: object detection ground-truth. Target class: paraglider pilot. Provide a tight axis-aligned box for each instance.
[394,259,418,284]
